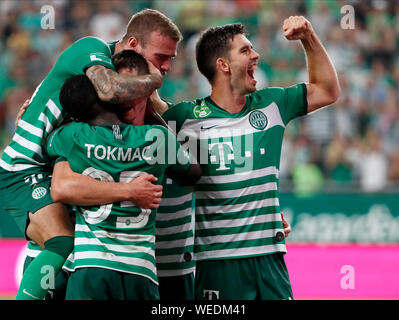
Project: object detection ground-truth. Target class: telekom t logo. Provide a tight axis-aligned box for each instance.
[208,141,234,171]
[203,289,220,300]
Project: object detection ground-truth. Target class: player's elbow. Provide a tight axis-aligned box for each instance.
[328,84,341,105]
[95,90,113,103]
[50,177,72,203]
[50,179,64,202]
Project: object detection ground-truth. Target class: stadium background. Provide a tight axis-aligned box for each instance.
[0,0,398,299]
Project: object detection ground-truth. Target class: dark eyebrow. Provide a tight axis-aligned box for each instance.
[156,53,176,59]
[240,44,252,52]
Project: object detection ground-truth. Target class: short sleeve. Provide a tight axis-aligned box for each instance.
[56,37,115,75]
[162,102,192,133]
[280,83,308,124]
[45,123,77,162]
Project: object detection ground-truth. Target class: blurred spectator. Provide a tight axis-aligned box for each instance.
[292,142,325,197]
[388,149,399,183]
[0,0,398,193]
[89,0,125,42]
[358,129,388,192]
[324,134,353,186]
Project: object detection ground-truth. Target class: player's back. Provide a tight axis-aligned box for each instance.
[47,121,189,284]
[0,37,114,172]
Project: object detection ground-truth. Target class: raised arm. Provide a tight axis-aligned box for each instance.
[283,16,340,112]
[86,64,163,104]
[51,161,163,209]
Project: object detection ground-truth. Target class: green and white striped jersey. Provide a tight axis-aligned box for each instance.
[162,84,307,261]
[45,122,191,284]
[0,37,116,172]
[155,179,195,277]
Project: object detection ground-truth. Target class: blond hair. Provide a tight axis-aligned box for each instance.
[122,9,182,46]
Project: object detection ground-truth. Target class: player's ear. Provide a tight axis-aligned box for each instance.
[216,57,229,73]
[126,37,139,50]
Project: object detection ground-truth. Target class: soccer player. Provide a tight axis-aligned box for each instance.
[113,51,197,300]
[156,17,340,299]
[0,9,182,300]
[155,166,196,300]
[48,59,200,300]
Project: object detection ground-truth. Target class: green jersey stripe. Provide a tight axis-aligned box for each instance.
[196,232,282,249]
[197,166,279,184]
[196,228,284,247]
[196,197,279,215]
[0,158,37,171]
[73,245,155,264]
[155,222,192,236]
[195,181,277,200]
[195,190,277,207]
[70,250,156,265]
[155,215,191,229]
[195,244,287,261]
[156,207,192,221]
[196,213,282,231]
[195,205,278,222]
[74,237,155,256]
[2,146,45,166]
[75,224,156,243]
[156,252,194,264]
[156,231,193,242]
[45,99,63,119]
[38,112,56,135]
[12,133,43,158]
[155,237,194,249]
[64,253,158,284]
[159,193,192,206]
[157,266,195,277]
[195,174,278,191]
[18,120,44,137]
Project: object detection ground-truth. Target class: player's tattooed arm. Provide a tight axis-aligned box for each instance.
[86,65,163,104]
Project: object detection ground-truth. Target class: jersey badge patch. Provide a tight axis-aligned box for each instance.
[32,187,47,200]
[193,101,212,118]
[249,110,268,130]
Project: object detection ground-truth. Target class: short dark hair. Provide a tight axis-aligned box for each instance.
[122,9,182,46]
[59,75,100,122]
[196,23,248,84]
[111,50,149,74]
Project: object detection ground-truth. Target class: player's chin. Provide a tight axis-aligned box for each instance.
[246,81,257,94]
[246,76,257,92]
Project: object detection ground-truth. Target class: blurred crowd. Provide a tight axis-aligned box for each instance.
[0,0,398,195]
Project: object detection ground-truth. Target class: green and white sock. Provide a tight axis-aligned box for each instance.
[15,236,74,300]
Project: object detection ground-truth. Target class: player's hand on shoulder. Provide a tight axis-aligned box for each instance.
[15,99,30,128]
[283,16,314,41]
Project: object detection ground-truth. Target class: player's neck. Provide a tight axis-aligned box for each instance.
[89,111,122,126]
[114,41,124,54]
[210,82,246,114]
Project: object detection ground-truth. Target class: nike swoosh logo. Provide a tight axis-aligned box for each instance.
[22,289,41,300]
[200,125,218,130]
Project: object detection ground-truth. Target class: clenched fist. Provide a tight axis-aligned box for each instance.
[283,16,314,41]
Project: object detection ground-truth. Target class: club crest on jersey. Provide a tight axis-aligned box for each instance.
[249,110,268,130]
[32,186,47,199]
[193,101,212,118]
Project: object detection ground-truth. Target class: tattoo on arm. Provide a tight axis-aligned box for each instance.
[86,65,162,104]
